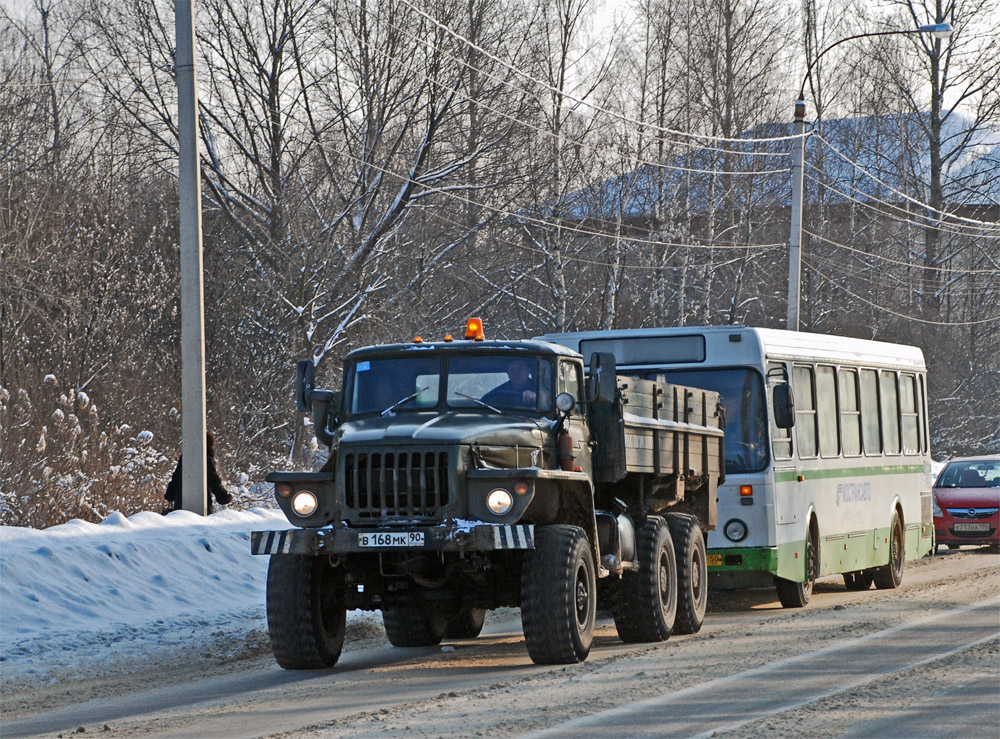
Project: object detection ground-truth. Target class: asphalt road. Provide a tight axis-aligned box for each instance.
[4,547,998,738]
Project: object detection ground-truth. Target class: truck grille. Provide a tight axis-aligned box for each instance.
[343,449,449,520]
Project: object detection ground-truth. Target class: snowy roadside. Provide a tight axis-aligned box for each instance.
[0,508,381,693]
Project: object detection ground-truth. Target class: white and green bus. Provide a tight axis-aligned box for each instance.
[540,326,934,607]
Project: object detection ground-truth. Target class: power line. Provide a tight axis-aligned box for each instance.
[384,0,810,151]
[804,257,1000,326]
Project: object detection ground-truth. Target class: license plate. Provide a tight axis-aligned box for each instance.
[358,531,424,548]
[707,553,723,567]
[953,522,990,532]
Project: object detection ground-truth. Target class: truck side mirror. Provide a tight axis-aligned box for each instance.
[296,360,315,413]
[773,384,795,429]
[588,352,618,404]
[310,390,340,446]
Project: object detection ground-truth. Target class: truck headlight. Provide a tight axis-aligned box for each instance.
[291,491,318,517]
[487,488,514,516]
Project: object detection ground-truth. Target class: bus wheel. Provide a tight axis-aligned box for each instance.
[775,526,816,608]
[843,570,873,591]
[612,516,677,643]
[667,513,707,634]
[873,512,904,589]
[521,525,596,664]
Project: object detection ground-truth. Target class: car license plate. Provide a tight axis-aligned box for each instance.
[953,522,990,532]
[358,531,424,548]
[707,553,723,567]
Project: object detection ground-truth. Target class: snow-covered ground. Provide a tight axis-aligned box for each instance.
[0,508,379,692]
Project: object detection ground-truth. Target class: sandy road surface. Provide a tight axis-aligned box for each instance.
[3,548,998,738]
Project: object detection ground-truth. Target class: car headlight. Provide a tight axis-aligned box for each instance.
[723,518,748,542]
[291,491,318,517]
[932,497,943,518]
[487,488,514,516]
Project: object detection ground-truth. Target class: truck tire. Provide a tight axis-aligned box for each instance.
[266,554,346,669]
[445,607,486,639]
[382,598,448,647]
[521,525,596,664]
[873,512,904,590]
[667,513,708,635]
[612,516,677,643]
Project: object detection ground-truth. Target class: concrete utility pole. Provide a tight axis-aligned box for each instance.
[786,23,952,332]
[175,0,208,515]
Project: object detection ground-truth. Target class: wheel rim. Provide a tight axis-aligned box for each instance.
[691,545,705,605]
[891,521,903,575]
[658,550,671,608]
[575,563,590,628]
[803,533,816,597]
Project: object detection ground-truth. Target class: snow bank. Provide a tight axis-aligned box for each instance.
[0,508,294,688]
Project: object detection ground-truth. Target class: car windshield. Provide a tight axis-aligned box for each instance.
[344,353,554,415]
[936,461,1000,488]
[643,368,768,474]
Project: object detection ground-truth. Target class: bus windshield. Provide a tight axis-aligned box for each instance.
[644,368,768,474]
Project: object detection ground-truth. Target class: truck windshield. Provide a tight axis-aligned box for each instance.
[345,356,441,415]
[344,354,555,415]
[447,355,553,412]
[644,368,768,474]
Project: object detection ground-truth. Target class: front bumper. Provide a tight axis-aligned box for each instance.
[934,515,999,545]
[251,522,534,556]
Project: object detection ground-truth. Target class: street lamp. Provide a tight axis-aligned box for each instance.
[786,22,953,331]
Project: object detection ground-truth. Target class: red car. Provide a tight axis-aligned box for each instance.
[933,455,1000,552]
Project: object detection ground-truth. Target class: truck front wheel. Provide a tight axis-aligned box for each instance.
[521,525,596,664]
[667,513,708,635]
[266,554,346,669]
[612,516,677,643]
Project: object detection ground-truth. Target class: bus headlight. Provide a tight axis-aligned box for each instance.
[487,488,514,516]
[723,518,748,542]
[291,491,318,517]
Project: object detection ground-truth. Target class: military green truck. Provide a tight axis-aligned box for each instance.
[251,320,725,667]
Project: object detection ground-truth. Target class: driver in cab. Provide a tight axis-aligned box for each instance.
[483,359,536,409]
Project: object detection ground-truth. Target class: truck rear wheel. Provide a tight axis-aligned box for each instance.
[266,554,346,669]
[667,513,708,634]
[612,516,677,643]
[445,607,486,639]
[521,525,596,664]
[382,597,448,647]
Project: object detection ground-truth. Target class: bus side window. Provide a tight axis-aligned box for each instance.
[838,368,862,456]
[899,374,919,454]
[816,365,839,458]
[880,371,901,455]
[793,365,817,459]
[859,369,881,455]
[768,362,792,460]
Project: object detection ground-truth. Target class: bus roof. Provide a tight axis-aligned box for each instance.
[538,326,926,372]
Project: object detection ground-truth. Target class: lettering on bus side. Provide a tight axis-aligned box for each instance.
[836,482,872,506]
